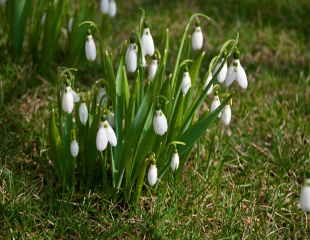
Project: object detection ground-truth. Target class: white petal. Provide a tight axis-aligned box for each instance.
[225,65,237,87]
[96,127,108,151]
[170,152,179,171]
[69,88,80,103]
[62,87,74,113]
[221,105,231,126]
[97,87,107,105]
[214,60,227,83]
[300,180,310,212]
[104,121,117,146]
[70,140,79,157]
[148,59,158,81]
[181,72,191,96]
[191,26,203,51]
[85,35,96,62]
[210,96,221,118]
[79,103,88,125]
[108,0,117,17]
[204,73,213,95]
[125,44,138,73]
[237,64,248,89]
[153,110,168,136]
[141,28,155,56]
[100,0,109,13]
[147,164,158,186]
[68,17,74,32]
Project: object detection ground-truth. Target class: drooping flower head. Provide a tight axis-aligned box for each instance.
[79,102,88,125]
[85,34,96,62]
[70,140,79,157]
[153,110,168,136]
[148,58,158,81]
[191,22,203,51]
[141,23,155,57]
[170,150,180,171]
[300,179,310,212]
[62,87,74,114]
[108,0,117,17]
[221,104,232,126]
[125,35,138,73]
[181,71,191,96]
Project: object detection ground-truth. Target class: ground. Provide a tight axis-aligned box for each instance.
[0,0,310,239]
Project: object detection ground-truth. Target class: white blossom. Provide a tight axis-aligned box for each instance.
[96,125,108,152]
[153,110,168,136]
[100,0,109,14]
[79,103,88,125]
[103,120,117,147]
[170,152,179,171]
[300,179,310,212]
[141,27,155,56]
[181,72,191,96]
[225,59,248,89]
[147,164,158,186]
[68,17,74,32]
[214,59,227,83]
[148,59,158,81]
[204,72,213,95]
[97,87,107,105]
[210,95,221,118]
[70,140,79,157]
[85,34,96,62]
[108,0,117,17]
[125,43,138,73]
[221,105,231,126]
[191,26,203,51]
[62,87,74,113]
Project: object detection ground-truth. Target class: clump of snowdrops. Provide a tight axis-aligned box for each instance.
[48,13,248,203]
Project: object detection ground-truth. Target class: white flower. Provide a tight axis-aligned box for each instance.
[153,110,168,136]
[214,59,227,83]
[96,121,117,152]
[69,88,80,103]
[108,0,117,17]
[141,27,155,56]
[210,95,221,117]
[79,103,88,125]
[300,179,310,212]
[170,152,179,171]
[107,111,115,127]
[100,0,109,14]
[62,87,74,113]
[181,72,191,96]
[125,43,138,73]
[191,26,203,51]
[0,0,7,5]
[68,17,74,32]
[41,13,46,25]
[97,87,107,105]
[103,120,117,146]
[148,59,158,81]
[147,164,158,186]
[85,34,96,62]
[225,59,248,89]
[96,125,108,152]
[221,105,231,126]
[70,140,79,157]
[204,72,213,95]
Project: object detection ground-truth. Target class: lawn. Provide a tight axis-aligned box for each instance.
[0,0,309,239]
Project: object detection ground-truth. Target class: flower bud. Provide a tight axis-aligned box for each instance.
[170,152,179,171]
[204,72,213,95]
[100,0,109,14]
[153,110,168,136]
[221,105,231,126]
[191,26,203,51]
[214,59,227,83]
[141,27,155,56]
[103,120,117,147]
[96,124,108,151]
[85,34,96,62]
[62,87,74,113]
[108,0,117,17]
[148,59,158,81]
[147,164,158,186]
[210,95,221,118]
[181,72,191,96]
[79,103,88,125]
[300,179,310,212]
[125,43,138,73]
[70,140,79,157]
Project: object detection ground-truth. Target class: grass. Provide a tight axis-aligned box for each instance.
[1,0,310,239]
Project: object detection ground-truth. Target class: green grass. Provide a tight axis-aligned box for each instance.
[1,0,310,239]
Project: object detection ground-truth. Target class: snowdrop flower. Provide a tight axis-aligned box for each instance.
[221,105,231,126]
[97,87,107,105]
[41,13,46,25]
[191,26,203,51]
[100,0,109,14]
[300,179,310,212]
[170,151,179,171]
[147,164,158,186]
[107,111,115,127]
[210,95,221,117]
[204,72,213,95]
[108,0,117,17]
[96,121,117,152]
[141,26,155,56]
[85,34,96,62]
[68,87,80,103]
[79,103,88,125]
[153,110,168,136]
[225,52,248,89]
[0,0,7,6]
[214,59,227,83]
[125,41,138,73]
[70,140,79,157]
[181,72,191,96]
[62,87,74,113]
[148,58,158,81]
[68,17,74,32]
